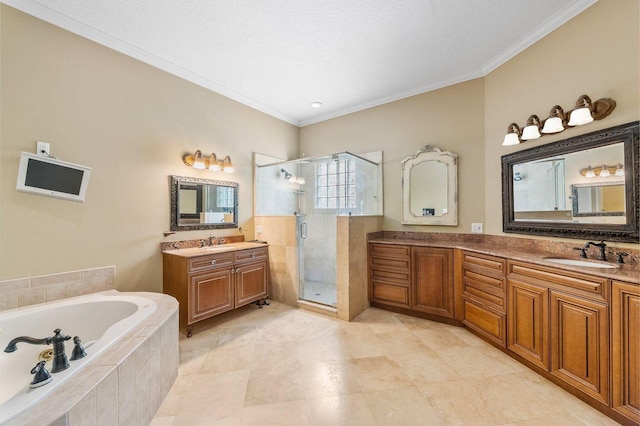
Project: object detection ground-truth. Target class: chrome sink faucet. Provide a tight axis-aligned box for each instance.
[4,328,72,373]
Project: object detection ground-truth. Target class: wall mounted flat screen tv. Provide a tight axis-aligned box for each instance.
[16,152,91,202]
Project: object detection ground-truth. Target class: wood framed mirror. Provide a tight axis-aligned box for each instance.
[170,175,238,231]
[501,121,639,242]
[401,145,458,226]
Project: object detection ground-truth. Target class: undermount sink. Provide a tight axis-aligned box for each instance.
[203,246,235,251]
[544,258,619,269]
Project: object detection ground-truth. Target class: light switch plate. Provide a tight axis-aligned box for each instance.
[256,225,263,234]
[471,223,483,233]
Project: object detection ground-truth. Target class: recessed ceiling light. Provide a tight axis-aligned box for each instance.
[310,101,323,108]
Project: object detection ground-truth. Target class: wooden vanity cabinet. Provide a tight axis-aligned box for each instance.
[611,280,640,423]
[163,246,269,337]
[368,243,454,319]
[460,251,507,347]
[369,244,411,308]
[507,261,609,404]
[411,247,454,318]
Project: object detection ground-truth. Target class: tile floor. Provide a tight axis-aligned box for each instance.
[150,302,619,425]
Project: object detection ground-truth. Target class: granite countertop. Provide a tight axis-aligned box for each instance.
[369,237,640,284]
[162,241,269,258]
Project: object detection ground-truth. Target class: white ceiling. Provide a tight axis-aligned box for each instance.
[3,0,597,126]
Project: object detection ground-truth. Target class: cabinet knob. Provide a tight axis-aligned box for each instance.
[211,259,217,265]
[251,253,257,258]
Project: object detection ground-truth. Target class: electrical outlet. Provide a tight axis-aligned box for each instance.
[471,223,483,233]
[256,225,263,234]
[36,141,50,156]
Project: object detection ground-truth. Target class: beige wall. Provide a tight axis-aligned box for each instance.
[301,0,639,248]
[484,0,639,247]
[1,0,638,292]
[299,78,486,233]
[0,6,299,289]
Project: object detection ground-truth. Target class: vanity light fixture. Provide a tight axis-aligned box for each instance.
[502,94,617,147]
[183,151,235,173]
[192,150,206,169]
[580,164,621,178]
[502,123,521,146]
[521,115,542,140]
[222,156,235,173]
[567,95,617,126]
[541,105,566,134]
[599,164,611,177]
[583,166,596,178]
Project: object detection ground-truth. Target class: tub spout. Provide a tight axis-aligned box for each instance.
[4,335,53,353]
[4,328,72,373]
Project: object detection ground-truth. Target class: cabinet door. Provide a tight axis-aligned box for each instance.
[411,247,454,318]
[550,291,609,404]
[507,278,549,370]
[188,268,234,323]
[611,281,640,422]
[235,260,268,308]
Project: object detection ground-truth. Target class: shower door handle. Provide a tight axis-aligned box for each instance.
[301,221,308,239]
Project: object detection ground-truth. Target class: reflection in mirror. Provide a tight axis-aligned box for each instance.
[502,121,638,242]
[410,161,448,217]
[402,145,457,226]
[170,175,238,231]
[572,182,625,218]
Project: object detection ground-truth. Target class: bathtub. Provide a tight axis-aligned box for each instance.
[0,293,157,424]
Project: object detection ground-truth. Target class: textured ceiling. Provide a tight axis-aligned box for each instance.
[3,0,597,126]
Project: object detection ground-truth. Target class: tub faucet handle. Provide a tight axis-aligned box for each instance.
[50,329,71,373]
[70,336,87,360]
[29,360,52,388]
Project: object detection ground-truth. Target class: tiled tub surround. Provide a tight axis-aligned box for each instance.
[4,291,178,426]
[368,231,640,283]
[0,266,116,311]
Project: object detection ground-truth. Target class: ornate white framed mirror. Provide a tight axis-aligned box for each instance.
[401,145,458,226]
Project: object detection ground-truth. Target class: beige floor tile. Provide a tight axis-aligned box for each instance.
[176,370,249,419]
[364,385,445,425]
[349,356,413,392]
[306,393,376,426]
[240,400,308,426]
[300,359,362,399]
[376,330,430,355]
[178,348,209,376]
[298,334,351,363]
[343,333,388,359]
[412,327,470,352]
[420,379,500,425]
[244,363,304,407]
[152,302,619,425]
[438,346,521,378]
[250,340,300,370]
[392,350,463,385]
[200,343,255,374]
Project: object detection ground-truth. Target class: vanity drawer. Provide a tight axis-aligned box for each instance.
[369,244,411,261]
[235,247,268,264]
[508,261,607,301]
[462,251,506,276]
[462,297,506,347]
[188,252,234,273]
[371,282,410,307]
[461,252,506,311]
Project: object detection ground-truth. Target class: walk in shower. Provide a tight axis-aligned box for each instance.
[255,151,382,308]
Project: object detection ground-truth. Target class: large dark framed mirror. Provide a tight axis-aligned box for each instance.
[170,175,238,231]
[501,121,638,242]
